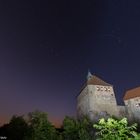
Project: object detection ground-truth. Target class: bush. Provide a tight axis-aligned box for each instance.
[93,117,138,140]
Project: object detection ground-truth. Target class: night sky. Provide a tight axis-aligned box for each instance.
[1,1,140,126]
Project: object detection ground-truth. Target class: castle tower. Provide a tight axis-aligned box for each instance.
[124,87,140,122]
[77,72,120,121]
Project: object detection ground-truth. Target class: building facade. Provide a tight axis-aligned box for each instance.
[77,71,139,122]
[124,87,140,122]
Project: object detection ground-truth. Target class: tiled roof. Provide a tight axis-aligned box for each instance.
[79,75,112,93]
[87,75,112,86]
[123,87,140,100]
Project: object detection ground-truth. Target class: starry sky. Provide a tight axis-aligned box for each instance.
[1,1,140,126]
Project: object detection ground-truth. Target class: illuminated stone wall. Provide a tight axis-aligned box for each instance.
[124,97,140,122]
[77,84,125,121]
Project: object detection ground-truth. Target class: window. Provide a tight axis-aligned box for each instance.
[97,87,100,91]
[136,103,140,107]
[104,87,107,91]
[108,88,111,92]
[100,87,103,91]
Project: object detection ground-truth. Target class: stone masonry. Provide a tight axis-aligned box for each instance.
[77,71,140,122]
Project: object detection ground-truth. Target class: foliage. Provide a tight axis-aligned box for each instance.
[63,116,79,140]
[8,115,30,140]
[63,116,93,140]
[132,134,140,140]
[26,110,57,140]
[55,130,64,140]
[93,117,138,140]
[1,111,140,140]
[0,124,9,137]
[78,117,94,140]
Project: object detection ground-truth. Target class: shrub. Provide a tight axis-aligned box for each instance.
[93,117,138,140]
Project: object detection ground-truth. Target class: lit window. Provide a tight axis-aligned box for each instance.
[100,87,103,91]
[104,87,107,91]
[136,103,140,107]
[97,87,100,91]
[108,88,111,92]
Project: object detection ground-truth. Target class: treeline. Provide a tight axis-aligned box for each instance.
[0,110,140,140]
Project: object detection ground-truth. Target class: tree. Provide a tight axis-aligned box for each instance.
[8,115,29,140]
[0,124,10,138]
[78,117,94,140]
[63,116,79,140]
[63,116,93,140]
[26,110,57,140]
[93,117,138,140]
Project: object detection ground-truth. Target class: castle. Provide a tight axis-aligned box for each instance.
[77,71,140,122]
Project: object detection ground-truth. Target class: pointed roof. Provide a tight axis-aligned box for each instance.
[87,75,112,86]
[78,73,112,96]
[124,87,140,100]
[87,70,92,80]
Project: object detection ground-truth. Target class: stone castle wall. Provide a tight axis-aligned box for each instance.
[77,84,125,121]
[124,97,140,122]
[77,74,140,122]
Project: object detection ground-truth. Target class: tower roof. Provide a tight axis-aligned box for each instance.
[87,75,112,86]
[124,87,140,100]
[78,73,112,96]
[87,70,93,80]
